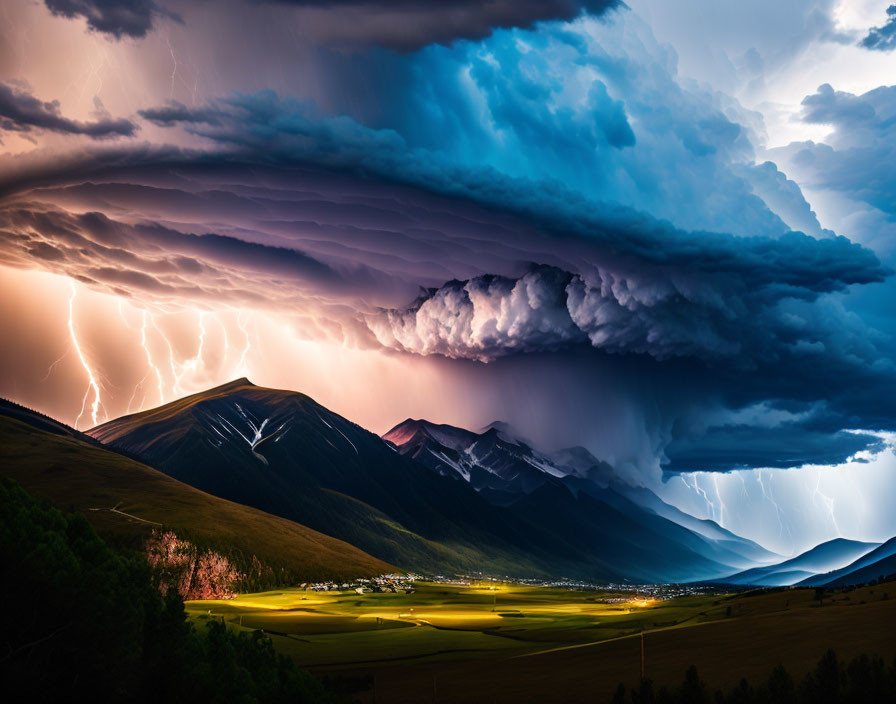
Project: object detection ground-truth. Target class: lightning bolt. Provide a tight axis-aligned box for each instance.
[813,474,841,537]
[117,299,132,329]
[153,311,208,398]
[736,471,749,499]
[165,35,179,99]
[68,281,104,429]
[757,468,794,550]
[141,311,165,405]
[185,311,206,374]
[151,316,182,396]
[712,473,727,526]
[40,348,69,382]
[196,312,206,362]
[684,473,716,521]
[125,374,148,415]
[236,312,251,376]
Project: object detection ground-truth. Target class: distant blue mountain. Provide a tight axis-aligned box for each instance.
[798,537,896,587]
[720,538,880,586]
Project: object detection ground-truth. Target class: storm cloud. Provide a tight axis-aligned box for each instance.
[43,0,178,39]
[42,0,617,49]
[861,4,896,52]
[767,82,896,255]
[0,83,137,140]
[2,2,895,487]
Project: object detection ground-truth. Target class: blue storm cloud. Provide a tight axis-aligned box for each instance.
[861,4,896,51]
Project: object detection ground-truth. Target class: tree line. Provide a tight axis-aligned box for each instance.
[0,478,340,703]
[613,649,896,704]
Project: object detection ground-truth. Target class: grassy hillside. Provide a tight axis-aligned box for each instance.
[0,412,393,581]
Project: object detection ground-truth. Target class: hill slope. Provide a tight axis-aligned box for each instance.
[0,400,392,581]
[614,484,778,566]
[721,538,880,586]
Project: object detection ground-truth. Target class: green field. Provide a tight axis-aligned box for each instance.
[186,582,675,667]
[185,581,896,702]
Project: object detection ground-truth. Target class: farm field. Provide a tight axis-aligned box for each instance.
[185,580,896,703]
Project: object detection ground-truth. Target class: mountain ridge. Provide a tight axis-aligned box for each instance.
[0,398,394,582]
[383,415,778,578]
[720,538,881,586]
[797,536,896,587]
[89,380,771,582]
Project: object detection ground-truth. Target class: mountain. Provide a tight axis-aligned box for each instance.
[614,484,780,566]
[383,419,617,496]
[797,537,896,587]
[0,398,392,581]
[89,379,572,577]
[720,538,881,586]
[384,417,775,580]
[90,380,756,582]
[383,419,572,496]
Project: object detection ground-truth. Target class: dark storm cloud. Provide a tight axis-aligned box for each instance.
[4,87,890,371]
[138,102,225,127]
[0,83,137,139]
[369,230,887,364]
[43,0,617,48]
[861,4,896,51]
[43,0,180,40]
[282,0,619,50]
[664,425,884,473]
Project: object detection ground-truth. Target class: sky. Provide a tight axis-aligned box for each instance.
[1,0,896,555]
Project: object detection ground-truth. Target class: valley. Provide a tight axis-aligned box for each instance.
[185,580,896,703]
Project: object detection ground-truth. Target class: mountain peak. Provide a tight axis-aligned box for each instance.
[214,377,255,391]
[383,418,442,446]
[480,420,528,445]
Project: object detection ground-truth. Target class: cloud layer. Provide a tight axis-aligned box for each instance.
[43,0,177,39]
[0,83,137,141]
[41,0,616,48]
